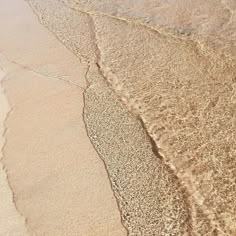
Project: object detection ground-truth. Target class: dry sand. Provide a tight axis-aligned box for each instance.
[0,0,126,235]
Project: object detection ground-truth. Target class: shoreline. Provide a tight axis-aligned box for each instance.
[0,0,126,235]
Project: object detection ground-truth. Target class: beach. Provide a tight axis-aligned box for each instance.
[0,0,126,235]
[1,0,236,235]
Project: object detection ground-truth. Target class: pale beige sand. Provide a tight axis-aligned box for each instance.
[26,0,236,235]
[0,0,126,235]
[0,69,29,236]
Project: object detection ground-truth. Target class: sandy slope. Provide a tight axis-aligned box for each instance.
[0,0,126,235]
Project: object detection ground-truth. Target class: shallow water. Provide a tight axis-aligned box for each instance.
[26,0,236,235]
[84,65,190,235]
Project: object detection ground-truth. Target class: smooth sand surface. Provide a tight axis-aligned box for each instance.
[0,69,29,236]
[0,0,126,235]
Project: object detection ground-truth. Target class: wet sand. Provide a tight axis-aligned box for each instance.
[1,0,236,235]
[0,69,29,236]
[0,0,126,235]
[26,0,236,235]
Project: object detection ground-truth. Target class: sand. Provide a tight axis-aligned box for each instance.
[0,68,29,236]
[0,0,126,235]
[84,65,190,235]
[1,0,236,235]
[25,0,236,235]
